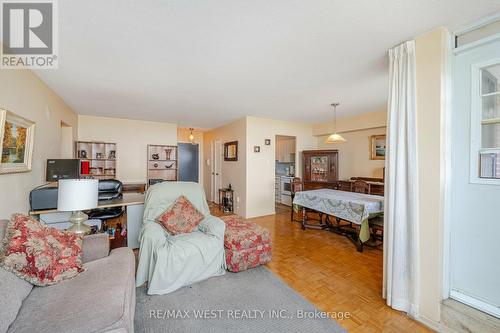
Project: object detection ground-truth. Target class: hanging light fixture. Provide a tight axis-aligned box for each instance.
[325,102,347,143]
[188,128,195,144]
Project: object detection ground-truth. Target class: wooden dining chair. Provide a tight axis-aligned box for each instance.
[290,178,303,221]
[368,215,384,246]
[353,180,369,194]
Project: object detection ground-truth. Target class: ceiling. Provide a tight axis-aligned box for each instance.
[35,0,500,128]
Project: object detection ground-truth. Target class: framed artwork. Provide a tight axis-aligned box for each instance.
[370,134,386,160]
[254,146,260,153]
[264,139,271,145]
[224,141,238,161]
[0,109,35,174]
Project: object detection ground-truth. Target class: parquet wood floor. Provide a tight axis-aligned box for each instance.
[211,203,432,332]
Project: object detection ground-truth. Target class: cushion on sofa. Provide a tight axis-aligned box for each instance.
[7,247,136,333]
[0,220,33,333]
[1,214,84,286]
[156,195,204,235]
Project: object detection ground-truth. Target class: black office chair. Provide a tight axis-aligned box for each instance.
[87,179,124,222]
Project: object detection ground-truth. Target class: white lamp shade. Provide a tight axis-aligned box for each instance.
[57,179,99,211]
[325,133,347,144]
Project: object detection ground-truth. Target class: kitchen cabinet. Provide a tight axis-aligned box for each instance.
[276,138,295,163]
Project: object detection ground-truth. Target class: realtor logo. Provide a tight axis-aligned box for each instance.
[1,0,58,69]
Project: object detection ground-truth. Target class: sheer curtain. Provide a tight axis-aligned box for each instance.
[383,40,419,316]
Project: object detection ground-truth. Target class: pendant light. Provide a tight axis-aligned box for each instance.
[325,102,347,143]
[188,128,195,144]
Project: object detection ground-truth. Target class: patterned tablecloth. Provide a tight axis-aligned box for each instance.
[292,189,384,242]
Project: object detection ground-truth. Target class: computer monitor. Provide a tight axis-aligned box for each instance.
[46,159,80,181]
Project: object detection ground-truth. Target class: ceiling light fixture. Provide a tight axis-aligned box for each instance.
[325,102,347,144]
[189,128,195,143]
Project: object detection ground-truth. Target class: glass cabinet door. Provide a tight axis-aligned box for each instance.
[310,155,329,182]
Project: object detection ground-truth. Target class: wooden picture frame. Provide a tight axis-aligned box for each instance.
[224,141,238,161]
[0,109,36,174]
[370,134,386,160]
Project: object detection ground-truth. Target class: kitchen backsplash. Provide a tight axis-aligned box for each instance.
[276,162,295,175]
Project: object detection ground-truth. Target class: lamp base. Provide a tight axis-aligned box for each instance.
[67,211,91,235]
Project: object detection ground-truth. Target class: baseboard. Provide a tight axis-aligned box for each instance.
[450,290,500,319]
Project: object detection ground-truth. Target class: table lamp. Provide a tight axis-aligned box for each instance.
[57,179,99,235]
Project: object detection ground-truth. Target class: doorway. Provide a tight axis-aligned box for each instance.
[178,142,199,182]
[210,140,222,203]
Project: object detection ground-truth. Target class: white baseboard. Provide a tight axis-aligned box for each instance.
[450,290,500,319]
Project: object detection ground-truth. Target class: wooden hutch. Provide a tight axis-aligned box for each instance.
[302,150,339,190]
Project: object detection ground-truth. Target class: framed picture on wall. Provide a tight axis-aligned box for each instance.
[0,109,36,174]
[224,141,238,161]
[370,134,386,160]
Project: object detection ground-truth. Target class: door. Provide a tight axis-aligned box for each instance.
[449,37,500,317]
[211,141,222,203]
[178,142,199,182]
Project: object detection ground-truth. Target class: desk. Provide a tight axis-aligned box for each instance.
[293,189,384,251]
[29,193,145,249]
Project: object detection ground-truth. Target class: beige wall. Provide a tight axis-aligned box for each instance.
[313,109,387,136]
[317,127,386,179]
[415,27,449,325]
[203,118,247,217]
[78,115,177,183]
[0,70,78,219]
[315,110,387,179]
[177,128,204,185]
[246,116,317,218]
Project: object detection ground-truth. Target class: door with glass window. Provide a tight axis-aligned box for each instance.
[450,37,500,317]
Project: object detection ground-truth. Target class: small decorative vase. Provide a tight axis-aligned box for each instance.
[165,148,172,160]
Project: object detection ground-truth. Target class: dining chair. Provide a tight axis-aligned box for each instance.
[353,180,369,194]
[290,177,303,221]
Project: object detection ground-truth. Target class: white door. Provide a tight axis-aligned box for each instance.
[449,37,500,317]
[211,140,222,203]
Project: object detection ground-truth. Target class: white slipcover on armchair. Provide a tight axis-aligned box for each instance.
[136,182,226,295]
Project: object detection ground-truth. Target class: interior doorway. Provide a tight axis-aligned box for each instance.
[275,135,296,209]
[178,142,199,182]
[210,140,222,203]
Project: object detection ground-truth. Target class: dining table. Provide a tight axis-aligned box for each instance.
[292,188,384,251]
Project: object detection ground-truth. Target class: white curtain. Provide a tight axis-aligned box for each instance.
[383,40,419,316]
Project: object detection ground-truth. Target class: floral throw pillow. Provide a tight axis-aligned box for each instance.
[0,214,85,286]
[156,196,205,235]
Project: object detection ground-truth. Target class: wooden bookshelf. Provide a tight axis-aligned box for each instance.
[76,141,117,179]
[147,144,178,186]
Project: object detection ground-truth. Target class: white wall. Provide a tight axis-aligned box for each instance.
[203,118,247,217]
[0,70,78,219]
[78,115,177,183]
[245,116,317,218]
